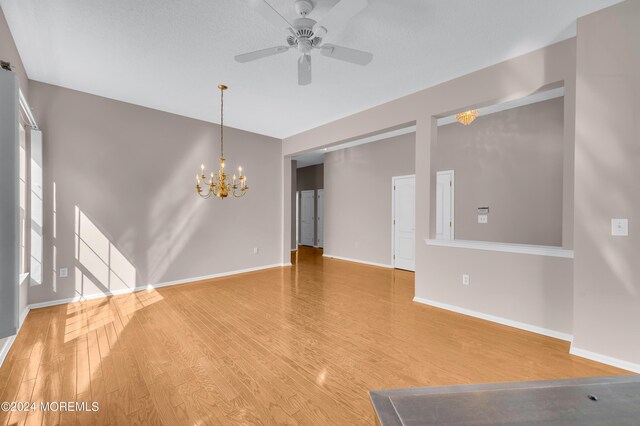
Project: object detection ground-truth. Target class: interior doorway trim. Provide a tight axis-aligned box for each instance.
[315,189,324,248]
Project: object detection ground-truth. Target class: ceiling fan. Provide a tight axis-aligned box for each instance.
[236,0,373,85]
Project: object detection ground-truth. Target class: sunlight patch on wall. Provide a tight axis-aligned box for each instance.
[30,130,43,285]
[74,206,137,295]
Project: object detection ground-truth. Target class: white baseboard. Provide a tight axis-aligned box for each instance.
[0,306,31,368]
[0,335,17,369]
[28,263,289,310]
[323,254,392,269]
[19,306,30,327]
[413,296,573,342]
[570,346,640,374]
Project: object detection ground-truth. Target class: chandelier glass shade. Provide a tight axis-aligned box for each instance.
[196,85,248,199]
[456,110,478,126]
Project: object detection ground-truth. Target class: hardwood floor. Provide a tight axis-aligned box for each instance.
[0,246,630,425]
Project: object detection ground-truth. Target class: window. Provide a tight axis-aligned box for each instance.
[30,129,43,285]
[19,125,27,273]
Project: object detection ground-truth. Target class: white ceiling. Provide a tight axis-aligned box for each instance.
[1,0,622,139]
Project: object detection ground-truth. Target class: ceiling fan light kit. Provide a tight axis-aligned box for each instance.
[237,0,373,85]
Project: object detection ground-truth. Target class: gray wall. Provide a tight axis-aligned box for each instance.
[573,0,640,366]
[296,164,324,191]
[0,70,19,339]
[434,97,564,246]
[290,160,297,250]
[324,133,415,265]
[284,38,576,336]
[0,7,27,351]
[28,81,283,305]
[0,8,27,97]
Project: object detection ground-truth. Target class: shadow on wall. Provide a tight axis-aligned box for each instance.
[144,152,204,285]
[74,206,137,298]
[575,80,637,297]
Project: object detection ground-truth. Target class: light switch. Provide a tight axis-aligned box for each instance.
[611,218,629,236]
[59,267,68,278]
[478,215,488,224]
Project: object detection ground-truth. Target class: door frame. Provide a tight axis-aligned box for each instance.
[436,170,455,240]
[295,191,299,248]
[315,189,324,248]
[392,174,416,269]
[300,190,316,247]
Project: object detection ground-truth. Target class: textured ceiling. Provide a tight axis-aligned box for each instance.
[1,0,622,138]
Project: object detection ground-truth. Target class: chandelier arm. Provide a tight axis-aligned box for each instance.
[232,185,249,198]
[196,179,220,198]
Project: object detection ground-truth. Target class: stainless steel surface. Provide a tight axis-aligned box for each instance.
[370,376,640,425]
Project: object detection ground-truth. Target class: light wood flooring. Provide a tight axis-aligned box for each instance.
[0,246,631,425]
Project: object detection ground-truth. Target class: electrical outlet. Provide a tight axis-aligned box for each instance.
[59,267,68,278]
[253,247,259,254]
[478,215,488,224]
[462,274,470,286]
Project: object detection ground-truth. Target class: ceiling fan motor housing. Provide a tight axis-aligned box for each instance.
[236,0,373,85]
[287,17,322,51]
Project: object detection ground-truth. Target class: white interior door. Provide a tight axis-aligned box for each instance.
[393,176,415,271]
[316,189,324,248]
[436,170,454,241]
[300,190,315,246]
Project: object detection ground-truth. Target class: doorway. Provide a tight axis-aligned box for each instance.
[392,175,416,271]
[300,190,315,246]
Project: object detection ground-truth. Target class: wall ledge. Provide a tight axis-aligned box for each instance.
[425,239,574,258]
[323,254,392,269]
[413,296,573,342]
[570,346,640,374]
[28,262,290,310]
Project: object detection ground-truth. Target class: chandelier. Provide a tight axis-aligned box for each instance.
[196,84,248,199]
[456,110,478,126]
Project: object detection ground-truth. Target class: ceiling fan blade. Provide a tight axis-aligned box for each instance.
[320,44,372,65]
[298,54,312,86]
[312,0,368,38]
[247,0,294,30]
[235,46,290,63]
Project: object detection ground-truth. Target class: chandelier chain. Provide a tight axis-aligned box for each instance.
[220,86,224,157]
